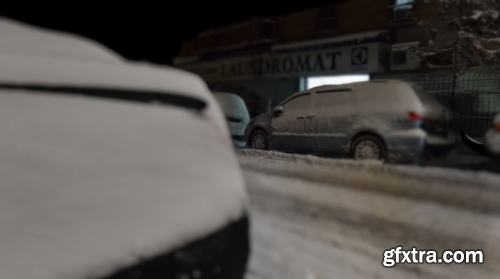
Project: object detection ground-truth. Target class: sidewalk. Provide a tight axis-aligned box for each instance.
[236,146,498,172]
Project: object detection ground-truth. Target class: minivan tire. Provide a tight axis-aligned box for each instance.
[351,135,386,161]
[250,130,270,150]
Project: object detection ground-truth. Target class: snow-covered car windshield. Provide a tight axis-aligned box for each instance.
[0,83,207,111]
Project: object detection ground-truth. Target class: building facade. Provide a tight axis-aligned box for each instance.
[173,0,453,115]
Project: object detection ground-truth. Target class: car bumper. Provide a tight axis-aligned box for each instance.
[384,129,453,162]
[101,213,251,279]
[384,128,425,162]
[486,129,500,156]
[423,135,454,156]
[232,135,246,148]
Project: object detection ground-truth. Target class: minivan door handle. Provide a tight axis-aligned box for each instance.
[306,115,315,118]
[297,116,304,119]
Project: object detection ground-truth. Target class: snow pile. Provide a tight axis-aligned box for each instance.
[238,148,382,166]
[237,149,500,213]
[244,170,500,279]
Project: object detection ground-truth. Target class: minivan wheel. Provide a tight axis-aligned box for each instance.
[351,135,386,161]
[250,130,269,150]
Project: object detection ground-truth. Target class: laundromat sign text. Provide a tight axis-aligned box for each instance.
[221,52,343,78]
[182,44,385,81]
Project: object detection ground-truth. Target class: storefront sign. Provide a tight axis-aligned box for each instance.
[178,43,388,82]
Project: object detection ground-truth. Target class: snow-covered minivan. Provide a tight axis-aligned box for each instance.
[0,18,250,279]
[244,80,453,162]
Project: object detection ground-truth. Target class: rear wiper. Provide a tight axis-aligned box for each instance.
[0,83,206,111]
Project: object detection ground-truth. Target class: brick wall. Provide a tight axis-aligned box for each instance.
[276,8,318,44]
[180,40,195,56]
[414,0,438,20]
[177,0,435,58]
[336,0,391,36]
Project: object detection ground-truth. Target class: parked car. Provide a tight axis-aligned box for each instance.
[212,92,251,147]
[0,17,250,279]
[462,113,500,160]
[244,80,453,163]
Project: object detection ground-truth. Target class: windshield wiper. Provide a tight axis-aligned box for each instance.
[0,83,207,111]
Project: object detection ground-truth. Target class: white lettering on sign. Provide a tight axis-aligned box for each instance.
[178,43,388,81]
[220,52,342,78]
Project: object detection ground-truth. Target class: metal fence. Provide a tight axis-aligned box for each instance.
[417,66,500,142]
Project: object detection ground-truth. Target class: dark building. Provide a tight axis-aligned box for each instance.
[174,0,452,114]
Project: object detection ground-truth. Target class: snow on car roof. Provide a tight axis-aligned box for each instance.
[0,17,123,63]
[280,80,423,114]
[0,17,231,144]
[212,91,249,116]
[0,90,247,279]
[0,51,210,102]
[0,51,235,136]
[212,91,244,99]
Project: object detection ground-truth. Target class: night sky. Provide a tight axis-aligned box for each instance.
[2,1,343,66]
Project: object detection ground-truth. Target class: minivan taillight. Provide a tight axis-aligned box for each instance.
[408,112,422,120]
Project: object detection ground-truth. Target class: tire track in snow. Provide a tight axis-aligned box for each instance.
[238,149,500,214]
[244,170,500,279]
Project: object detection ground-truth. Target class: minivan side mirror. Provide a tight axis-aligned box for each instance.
[273,106,283,116]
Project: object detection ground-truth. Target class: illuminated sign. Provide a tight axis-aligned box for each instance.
[178,43,388,81]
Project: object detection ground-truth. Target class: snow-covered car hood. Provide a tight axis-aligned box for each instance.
[0,89,247,279]
[0,18,246,278]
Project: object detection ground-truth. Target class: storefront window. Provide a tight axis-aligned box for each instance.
[306,75,369,89]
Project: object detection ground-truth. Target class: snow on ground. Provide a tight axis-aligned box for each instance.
[238,149,500,213]
[240,150,500,279]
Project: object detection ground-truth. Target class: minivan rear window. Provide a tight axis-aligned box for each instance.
[409,83,442,107]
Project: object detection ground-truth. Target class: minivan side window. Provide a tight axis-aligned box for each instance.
[281,94,310,112]
[315,90,351,108]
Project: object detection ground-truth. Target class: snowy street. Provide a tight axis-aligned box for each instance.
[239,149,500,279]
